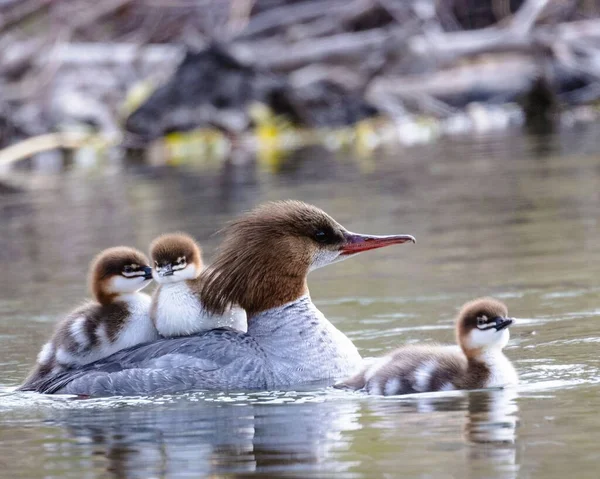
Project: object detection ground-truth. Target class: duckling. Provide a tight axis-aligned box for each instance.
[149,232,247,337]
[337,298,518,395]
[23,247,158,388]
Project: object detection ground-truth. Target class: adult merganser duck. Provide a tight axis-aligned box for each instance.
[336,298,518,395]
[20,200,415,396]
[21,247,159,390]
[149,232,247,337]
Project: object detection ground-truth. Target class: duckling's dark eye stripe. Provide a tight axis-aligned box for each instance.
[476,317,505,330]
[122,270,146,278]
[477,323,497,331]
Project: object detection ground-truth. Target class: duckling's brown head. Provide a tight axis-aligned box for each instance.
[456,297,513,356]
[200,200,415,317]
[150,233,203,285]
[89,246,153,304]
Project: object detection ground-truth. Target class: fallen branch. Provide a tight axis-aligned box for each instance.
[366,55,538,107]
[408,0,550,60]
[0,132,118,170]
[68,0,135,32]
[235,0,349,39]
[0,0,49,33]
[244,26,406,71]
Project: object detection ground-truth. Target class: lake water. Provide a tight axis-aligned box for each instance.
[1,124,600,478]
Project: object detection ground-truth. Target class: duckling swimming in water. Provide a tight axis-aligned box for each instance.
[149,232,247,337]
[22,247,158,389]
[337,297,518,395]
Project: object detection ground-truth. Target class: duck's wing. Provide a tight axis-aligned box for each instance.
[26,328,268,396]
[45,361,267,396]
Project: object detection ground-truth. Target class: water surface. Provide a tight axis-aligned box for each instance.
[1,125,600,478]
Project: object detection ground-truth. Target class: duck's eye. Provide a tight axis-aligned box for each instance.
[123,266,133,274]
[177,257,186,265]
[314,230,328,243]
[476,316,488,327]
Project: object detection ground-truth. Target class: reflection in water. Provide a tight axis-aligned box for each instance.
[357,388,519,479]
[30,389,519,479]
[465,389,518,444]
[47,396,361,478]
[464,389,519,479]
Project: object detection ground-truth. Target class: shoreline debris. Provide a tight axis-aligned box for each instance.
[0,0,599,162]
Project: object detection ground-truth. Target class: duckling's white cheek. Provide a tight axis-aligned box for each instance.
[173,264,198,281]
[467,329,497,349]
[309,250,344,272]
[109,276,149,293]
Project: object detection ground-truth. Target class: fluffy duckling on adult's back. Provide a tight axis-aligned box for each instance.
[149,232,247,337]
[21,247,158,390]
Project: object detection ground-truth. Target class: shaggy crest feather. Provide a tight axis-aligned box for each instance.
[200,200,345,316]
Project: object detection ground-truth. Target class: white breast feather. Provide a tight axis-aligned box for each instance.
[154,283,247,337]
[112,293,159,351]
[482,349,518,388]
